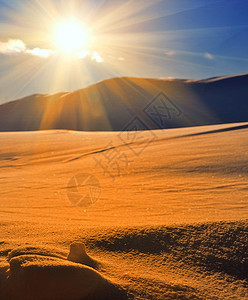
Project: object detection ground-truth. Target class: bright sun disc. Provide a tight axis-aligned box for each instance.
[55,20,88,54]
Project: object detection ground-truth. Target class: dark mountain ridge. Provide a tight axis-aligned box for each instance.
[0,73,247,131]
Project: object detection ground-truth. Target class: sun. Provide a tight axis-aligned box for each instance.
[54,19,89,54]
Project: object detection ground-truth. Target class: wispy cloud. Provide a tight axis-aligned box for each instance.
[204,52,214,60]
[78,50,104,63]
[26,48,54,58]
[0,39,104,62]
[165,50,176,57]
[0,39,54,58]
[0,39,26,54]
[77,50,90,59]
[91,51,103,63]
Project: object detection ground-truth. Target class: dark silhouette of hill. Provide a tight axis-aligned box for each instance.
[0,73,247,131]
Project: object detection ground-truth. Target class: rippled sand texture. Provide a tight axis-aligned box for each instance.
[0,122,248,299]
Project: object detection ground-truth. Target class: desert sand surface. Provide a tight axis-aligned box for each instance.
[0,122,248,299]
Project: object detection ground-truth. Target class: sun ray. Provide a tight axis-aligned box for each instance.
[1,0,247,104]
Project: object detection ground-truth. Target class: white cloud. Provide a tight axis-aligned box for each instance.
[77,50,103,63]
[0,39,26,54]
[91,51,103,63]
[26,48,54,58]
[204,52,214,60]
[77,50,90,59]
[0,39,104,62]
[0,39,54,58]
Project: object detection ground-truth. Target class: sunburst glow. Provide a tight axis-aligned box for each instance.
[54,20,89,54]
[1,0,244,103]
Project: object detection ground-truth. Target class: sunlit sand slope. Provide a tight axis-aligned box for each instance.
[0,122,247,225]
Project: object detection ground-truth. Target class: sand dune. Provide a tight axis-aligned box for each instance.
[0,73,247,131]
[0,122,248,299]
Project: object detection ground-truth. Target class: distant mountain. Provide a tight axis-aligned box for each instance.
[0,73,247,131]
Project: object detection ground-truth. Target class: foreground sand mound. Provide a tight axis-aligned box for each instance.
[1,243,127,300]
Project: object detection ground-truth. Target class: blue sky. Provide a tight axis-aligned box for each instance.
[0,0,248,103]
